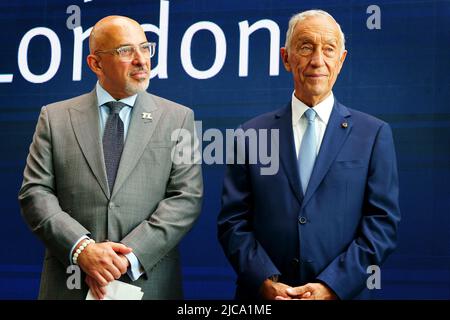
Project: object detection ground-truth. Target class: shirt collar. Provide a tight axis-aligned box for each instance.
[291,91,334,126]
[96,81,137,108]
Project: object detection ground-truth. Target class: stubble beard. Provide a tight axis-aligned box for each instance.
[125,77,150,95]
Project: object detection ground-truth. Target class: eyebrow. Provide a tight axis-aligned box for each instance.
[117,41,148,47]
[323,38,338,45]
[297,36,338,46]
[297,36,315,43]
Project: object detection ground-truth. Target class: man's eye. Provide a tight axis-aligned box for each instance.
[300,46,313,54]
[323,46,337,57]
[118,47,133,55]
[141,44,151,52]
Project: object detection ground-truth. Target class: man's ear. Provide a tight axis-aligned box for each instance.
[337,49,347,73]
[340,50,347,65]
[280,47,292,72]
[86,54,102,76]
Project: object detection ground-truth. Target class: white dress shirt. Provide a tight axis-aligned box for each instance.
[292,92,334,158]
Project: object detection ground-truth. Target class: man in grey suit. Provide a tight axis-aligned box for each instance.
[18,15,203,300]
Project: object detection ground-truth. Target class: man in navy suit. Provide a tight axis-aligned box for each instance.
[218,9,400,300]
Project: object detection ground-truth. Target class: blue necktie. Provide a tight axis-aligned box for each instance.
[298,108,317,194]
[103,101,126,192]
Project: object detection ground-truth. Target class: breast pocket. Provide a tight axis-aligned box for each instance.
[333,159,367,169]
[147,141,173,149]
[325,159,368,188]
[129,144,173,198]
[143,143,172,167]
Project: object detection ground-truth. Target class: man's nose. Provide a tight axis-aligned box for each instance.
[132,48,147,65]
[310,48,325,67]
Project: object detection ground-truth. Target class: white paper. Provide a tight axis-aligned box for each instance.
[86,280,144,300]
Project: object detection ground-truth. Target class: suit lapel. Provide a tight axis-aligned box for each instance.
[276,104,304,204]
[301,100,352,208]
[70,90,110,199]
[111,92,160,197]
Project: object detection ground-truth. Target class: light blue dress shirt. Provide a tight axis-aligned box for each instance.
[69,82,144,282]
[96,82,135,139]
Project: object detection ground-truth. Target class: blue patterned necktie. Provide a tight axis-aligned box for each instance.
[298,108,317,194]
[103,101,126,192]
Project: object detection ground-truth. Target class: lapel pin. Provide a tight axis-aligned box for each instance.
[341,122,348,128]
[142,112,153,122]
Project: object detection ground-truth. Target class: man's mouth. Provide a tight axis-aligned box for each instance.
[130,70,149,77]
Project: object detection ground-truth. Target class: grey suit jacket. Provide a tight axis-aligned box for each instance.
[18,89,203,299]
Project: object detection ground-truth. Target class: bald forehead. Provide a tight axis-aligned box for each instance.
[89,16,146,53]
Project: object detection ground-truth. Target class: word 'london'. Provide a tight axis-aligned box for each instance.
[1,2,381,84]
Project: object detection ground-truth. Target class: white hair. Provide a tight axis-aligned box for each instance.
[284,9,346,55]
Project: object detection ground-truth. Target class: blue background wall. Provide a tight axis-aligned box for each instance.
[0,0,449,299]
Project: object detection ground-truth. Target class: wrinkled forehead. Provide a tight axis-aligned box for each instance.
[293,15,341,45]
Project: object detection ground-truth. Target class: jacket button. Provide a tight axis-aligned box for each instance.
[298,216,307,224]
[109,202,114,209]
[291,258,300,266]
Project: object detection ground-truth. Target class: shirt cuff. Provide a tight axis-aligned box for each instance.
[69,235,89,265]
[124,252,145,281]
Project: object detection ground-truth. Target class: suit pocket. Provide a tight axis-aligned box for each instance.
[146,141,172,149]
[333,159,366,169]
[139,145,173,176]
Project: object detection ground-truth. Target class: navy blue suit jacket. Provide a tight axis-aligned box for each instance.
[218,99,401,299]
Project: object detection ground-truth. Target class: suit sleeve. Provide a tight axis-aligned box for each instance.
[316,122,401,299]
[120,109,203,275]
[217,129,280,295]
[18,106,90,266]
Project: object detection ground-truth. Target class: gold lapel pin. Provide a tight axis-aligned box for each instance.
[341,122,348,128]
